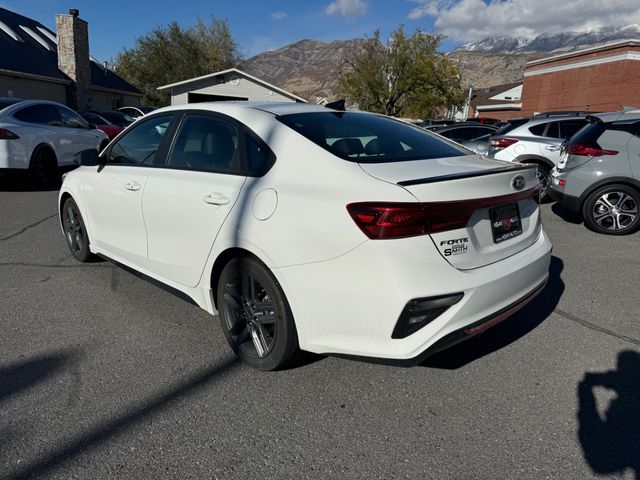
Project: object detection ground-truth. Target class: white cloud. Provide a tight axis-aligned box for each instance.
[326,0,368,17]
[408,0,640,41]
[270,11,287,20]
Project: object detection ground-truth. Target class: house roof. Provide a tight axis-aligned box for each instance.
[467,81,522,110]
[0,7,140,95]
[157,68,307,103]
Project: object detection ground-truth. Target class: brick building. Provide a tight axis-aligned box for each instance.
[521,40,640,116]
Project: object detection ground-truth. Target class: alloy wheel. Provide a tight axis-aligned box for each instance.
[64,202,86,255]
[536,168,550,200]
[592,191,638,231]
[221,271,277,359]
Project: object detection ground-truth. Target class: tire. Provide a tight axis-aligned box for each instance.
[217,256,300,371]
[582,184,640,235]
[61,197,94,262]
[30,147,60,189]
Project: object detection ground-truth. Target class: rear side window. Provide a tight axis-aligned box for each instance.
[545,122,560,138]
[528,124,546,136]
[278,112,465,163]
[167,114,240,173]
[13,104,62,126]
[494,118,529,136]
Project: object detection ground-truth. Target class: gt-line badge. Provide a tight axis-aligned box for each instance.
[440,237,469,256]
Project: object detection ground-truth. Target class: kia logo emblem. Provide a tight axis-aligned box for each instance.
[512,175,526,191]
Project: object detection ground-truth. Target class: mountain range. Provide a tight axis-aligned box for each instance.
[244,25,640,102]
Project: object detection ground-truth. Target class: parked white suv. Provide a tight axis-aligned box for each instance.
[0,98,108,186]
[487,114,589,199]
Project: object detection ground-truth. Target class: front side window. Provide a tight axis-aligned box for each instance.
[13,104,62,126]
[107,114,173,165]
[58,106,88,128]
[278,112,465,163]
[167,114,240,173]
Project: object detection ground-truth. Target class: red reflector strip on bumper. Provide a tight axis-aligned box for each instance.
[463,280,546,336]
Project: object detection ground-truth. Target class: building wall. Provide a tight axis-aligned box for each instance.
[91,88,141,110]
[0,75,67,103]
[169,74,298,105]
[521,58,640,116]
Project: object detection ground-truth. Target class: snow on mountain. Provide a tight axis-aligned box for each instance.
[458,25,640,53]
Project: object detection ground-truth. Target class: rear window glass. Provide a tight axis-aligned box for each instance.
[494,118,529,136]
[568,122,606,147]
[277,112,466,163]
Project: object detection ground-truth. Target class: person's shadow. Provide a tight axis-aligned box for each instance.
[577,350,640,479]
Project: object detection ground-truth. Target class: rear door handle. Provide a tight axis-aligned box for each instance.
[203,193,230,205]
[545,145,561,152]
[124,181,141,191]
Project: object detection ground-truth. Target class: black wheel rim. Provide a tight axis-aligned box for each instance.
[34,155,51,187]
[63,202,85,255]
[222,270,276,359]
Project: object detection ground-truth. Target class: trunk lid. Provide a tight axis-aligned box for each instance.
[359,155,542,270]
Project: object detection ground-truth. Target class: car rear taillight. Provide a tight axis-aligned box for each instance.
[567,143,618,156]
[490,137,518,149]
[0,128,19,139]
[347,187,539,239]
[347,203,428,239]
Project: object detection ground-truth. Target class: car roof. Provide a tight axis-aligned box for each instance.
[433,122,497,131]
[152,101,342,118]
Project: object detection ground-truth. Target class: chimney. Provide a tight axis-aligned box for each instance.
[56,8,92,111]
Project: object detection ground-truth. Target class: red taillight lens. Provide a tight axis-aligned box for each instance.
[0,128,19,140]
[490,137,518,149]
[567,143,618,156]
[347,203,428,239]
[347,187,539,240]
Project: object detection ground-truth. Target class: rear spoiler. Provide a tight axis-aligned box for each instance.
[398,164,536,186]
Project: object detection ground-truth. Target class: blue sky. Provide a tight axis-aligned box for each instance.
[1,0,635,62]
[0,0,449,62]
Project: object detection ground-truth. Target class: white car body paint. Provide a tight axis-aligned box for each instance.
[59,102,552,363]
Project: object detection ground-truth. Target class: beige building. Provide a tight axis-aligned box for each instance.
[158,68,307,105]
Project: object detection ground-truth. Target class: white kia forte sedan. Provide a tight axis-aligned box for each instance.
[59,102,552,370]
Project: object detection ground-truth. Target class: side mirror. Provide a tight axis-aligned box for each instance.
[74,148,100,166]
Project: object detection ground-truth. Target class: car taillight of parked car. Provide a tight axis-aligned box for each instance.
[0,128,19,139]
[567,143,618,157]
[490,137,518,149]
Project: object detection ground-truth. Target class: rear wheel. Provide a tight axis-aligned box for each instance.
[217,256,299,371]
[61,197,93,262]
[30,147,59,188]
[583,184,640,235]
[534,164,551,202]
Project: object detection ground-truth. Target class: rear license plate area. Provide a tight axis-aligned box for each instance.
[490,203,522,243]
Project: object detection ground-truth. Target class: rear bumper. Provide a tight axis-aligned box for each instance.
[332,279,547,366]
[548,186,581,211]
[275,227,552,361]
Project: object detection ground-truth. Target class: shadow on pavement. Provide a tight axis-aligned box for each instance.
[0,350,79,403]
[421,255,565,370]
[0,173,60,192]
[577,350,640,480]
[551,203,583,225]
[4,357,239,480]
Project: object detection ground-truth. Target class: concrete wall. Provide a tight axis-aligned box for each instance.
[169,73,298,105]
[0,75,67,103]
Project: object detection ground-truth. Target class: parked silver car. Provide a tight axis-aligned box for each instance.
[549,111,640,235]
[488,114,589,199]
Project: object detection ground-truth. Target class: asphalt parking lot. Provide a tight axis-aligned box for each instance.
[1,181,639,480]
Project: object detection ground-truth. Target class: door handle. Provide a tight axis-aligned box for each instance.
[203,193,230,205]
[545,145,561,151]
[124,181,141,191]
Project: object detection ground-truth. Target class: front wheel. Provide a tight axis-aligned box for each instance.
[583,184,640,235]
[217,256,299,371]
[61,197,94,262]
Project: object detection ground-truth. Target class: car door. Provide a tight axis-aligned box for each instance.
[12,104,72,164]
[57,106,103,164]
[534,121,564,165]
[82,113,176,267]
[142,112,265,287]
